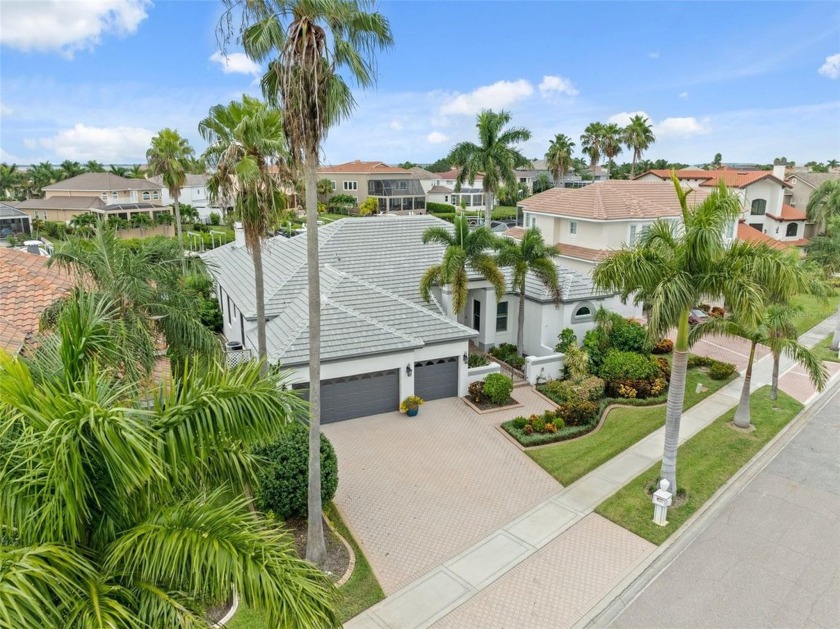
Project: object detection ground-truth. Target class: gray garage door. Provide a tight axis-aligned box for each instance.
[414,357,459,401]
[309,369,400,423]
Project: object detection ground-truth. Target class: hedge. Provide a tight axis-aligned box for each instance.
[426,202,456,214]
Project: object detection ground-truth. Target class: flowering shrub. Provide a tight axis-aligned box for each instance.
[651,339,674,354]
[511,410,566,435]
[468,381,485,404]
[616,383,638,398]
[399,395,424,412]
[541,376,605,403]
[555,400,600,426]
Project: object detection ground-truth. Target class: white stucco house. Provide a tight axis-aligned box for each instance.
[203,215,614,422]
[149,174,221,222]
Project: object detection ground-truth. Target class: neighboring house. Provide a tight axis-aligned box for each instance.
[14,173,172,224]
[514,160,609,193]
[0,202,31,236]
[425,168,485,208]
[0,247,73,355]
[784,171,840,238]
[407,166,439,194]
[736,221,788,251]
[318,161,426,213]
[635,165,796,243]
[203,216,613,423]
[149,174,220,221]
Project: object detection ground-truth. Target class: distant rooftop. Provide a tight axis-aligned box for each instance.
[43,172,162,192]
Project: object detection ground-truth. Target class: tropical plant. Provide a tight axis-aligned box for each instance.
[580,122,605,169]
[316,178,334,198]
[546,133,576,184]
[624,114,655,176]
[532,172,553,193]
[827,158,839,169]
[58,160,85,179]
[0,295,339,627]
[483,373,514,405]
[420,214,505,315]
[179,203,200,223]
[84,160,105,172]
[691,305,826,427]
[593,176,782,491]
[496,226,560,354]
[447,109,531,226]
[200,95,288,367]
[146,128,196,258]
[30,162,58,197]
[399,395,425,412]
[359,196,378,216]
[0,162,23,199]
[228,0,393,567]
[601,123,624,169]
[806,179,840,235]
[109,164,129,177]
[129,212,153,230]
[128,164,145,178]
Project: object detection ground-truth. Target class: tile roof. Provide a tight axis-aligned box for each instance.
[407,166,438,180]
[43,173,161,192]
[148,173,209,187]
[16,196,106,211]
[736,222,788,250]
[556,243,611,262]
[435,168,484,182]
[0,248,73,354]
[428,185,454,194]
[317,160,411,175]
[638,168,790,189]
[785,172,840,189]
[766,203,807,221]
[520,180,710,220]
[502,227,527,240]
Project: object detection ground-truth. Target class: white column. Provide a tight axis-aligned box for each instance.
[477,287,497,350]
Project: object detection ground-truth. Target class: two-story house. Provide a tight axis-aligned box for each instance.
[149,174,220,222]
[318,161,427,213]
[784,171,840,239]
[423,167,485,208]
[15,173,171,225]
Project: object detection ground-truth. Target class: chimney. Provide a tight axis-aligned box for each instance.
[233,221,246,247]
[24,240,41,256]
[772,163,786,181]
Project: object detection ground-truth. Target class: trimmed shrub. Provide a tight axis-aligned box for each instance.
[468,381,485,404]
[426,202,456,214]
[610,318,650,354]
[687,354,715,368]
[598,350,660,382]
[489,343,525,370]
[208,212,221,225]
[468,353,490,368]
[651,339,674,354]
[709,361,737,380]
[555,328,578,353]
[541,376,605,403]
[655,357,671,381]
[483,373,513,405]
[253,423,338,519]
[556,400,600,426]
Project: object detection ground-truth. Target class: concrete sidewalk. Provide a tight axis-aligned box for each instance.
[347,315,839,629]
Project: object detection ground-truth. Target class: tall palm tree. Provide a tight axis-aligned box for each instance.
[227,0,392,567]
[30,162,58,198]
[419,214,506,315]
[448,109,531,226]
[146,128,195,258]
[0,293,339,628]
[496,227,561,355]
[580,122,605,169]
[601,123,624,170]
[545,133,576,185]
[58,160,84,179]
[109,164,129,177]
[593,176,779,492]
[48,225,218,380]
[624,114,655,177]
[0,162,22,199]
[806,179,840,235]
[827,159,839,169]
[84,159,105,172]
[200,96,288,367]
[691,304,826,428]
[128,164,145,178]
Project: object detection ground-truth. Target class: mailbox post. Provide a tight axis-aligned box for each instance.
[652,479,673,526]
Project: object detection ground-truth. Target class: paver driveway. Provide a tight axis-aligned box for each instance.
[323,387,561,594]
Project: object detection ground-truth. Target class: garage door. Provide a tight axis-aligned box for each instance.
[414,357,459,401]
[306,369,400,423]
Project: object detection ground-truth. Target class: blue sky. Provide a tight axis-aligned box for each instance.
[1,0,838,167]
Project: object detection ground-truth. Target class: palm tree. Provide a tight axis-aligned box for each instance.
[146,128,195,259]
[48,225,218,380]
[228,0,392,567]
[624,114,655,177]
[109,164,129,177]
[30,162,58,197]
[200,96,287,367]
[447,109,531,226]
[806,179,840,235]
[84,159,105,172]
[419,214,505,315]
[496,227,561,355]
[317,178,334,198]
[691,304,826,428]
[128,164,145,178]
[59,160,84,179]
[0,293,339,627]
[580,122,605,169]
[593,177,778,492]
[601,123,624,170]
[545,133,576,185]
[827,158,839,169]
[0,162,22,199]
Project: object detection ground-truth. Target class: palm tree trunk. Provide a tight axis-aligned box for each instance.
[517,286,526,356]
[252,241,268,372]
[173,192,185,271]
[830,306,840,351]
[734,341,756,429]
[630,150,638,177]
[770,348,780,401]
[660,311,689,493]
[304,150,326,567]
[484,190,494,227]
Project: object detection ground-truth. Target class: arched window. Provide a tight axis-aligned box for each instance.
[575,306,591,317]
[750,199,767,215]
[786,223,798,238]
[572,303,595,323]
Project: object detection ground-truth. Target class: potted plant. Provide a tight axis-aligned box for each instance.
[400,395,424,417]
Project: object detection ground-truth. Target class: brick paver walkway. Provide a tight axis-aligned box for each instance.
[687,333,770,371]
[323,387,561,594]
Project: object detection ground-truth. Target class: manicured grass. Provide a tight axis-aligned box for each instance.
[814,334,840,363]
[790,290,840,335]
[320,213,349,223]
[596,386,802,545]
[528,368,732,486]
[225,502,384,628]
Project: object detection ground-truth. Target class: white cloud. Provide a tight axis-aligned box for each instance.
[655,116,711,138]
[648,51,660,59]
[36,123,154,162]
[439,79,534,115]
[427,131,449,144]
[679,91,689,100]
[0,102,13,118]
[538,75,579,98]
[209,51,261,76]
[607,111,649,126]
[818,53,840,79]
[389,120,403,131]
[0,0,150,55]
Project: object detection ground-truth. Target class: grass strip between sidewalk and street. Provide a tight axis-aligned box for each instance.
[528,367,733,486]
[813,334,840,363]
[595,386,802,546]
[790,290,840,335]
[225,502,384,628]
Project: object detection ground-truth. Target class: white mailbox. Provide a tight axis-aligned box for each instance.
[652,479,673,526]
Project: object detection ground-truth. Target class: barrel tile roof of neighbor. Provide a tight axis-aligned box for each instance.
[317,160,411,175]
[637,167,791,189]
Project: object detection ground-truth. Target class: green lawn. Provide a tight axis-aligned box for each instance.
[790,290,840,335]
[528,368,733,486]
[596,386,802,545]
[814,334,840,363]
[320,213,349,223]
[225,502,383,628]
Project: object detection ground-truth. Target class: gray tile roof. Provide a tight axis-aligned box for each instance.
[149,173,209,188]
[0,202,28,218]
[16,196,106,211]
[43,173,161,192]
